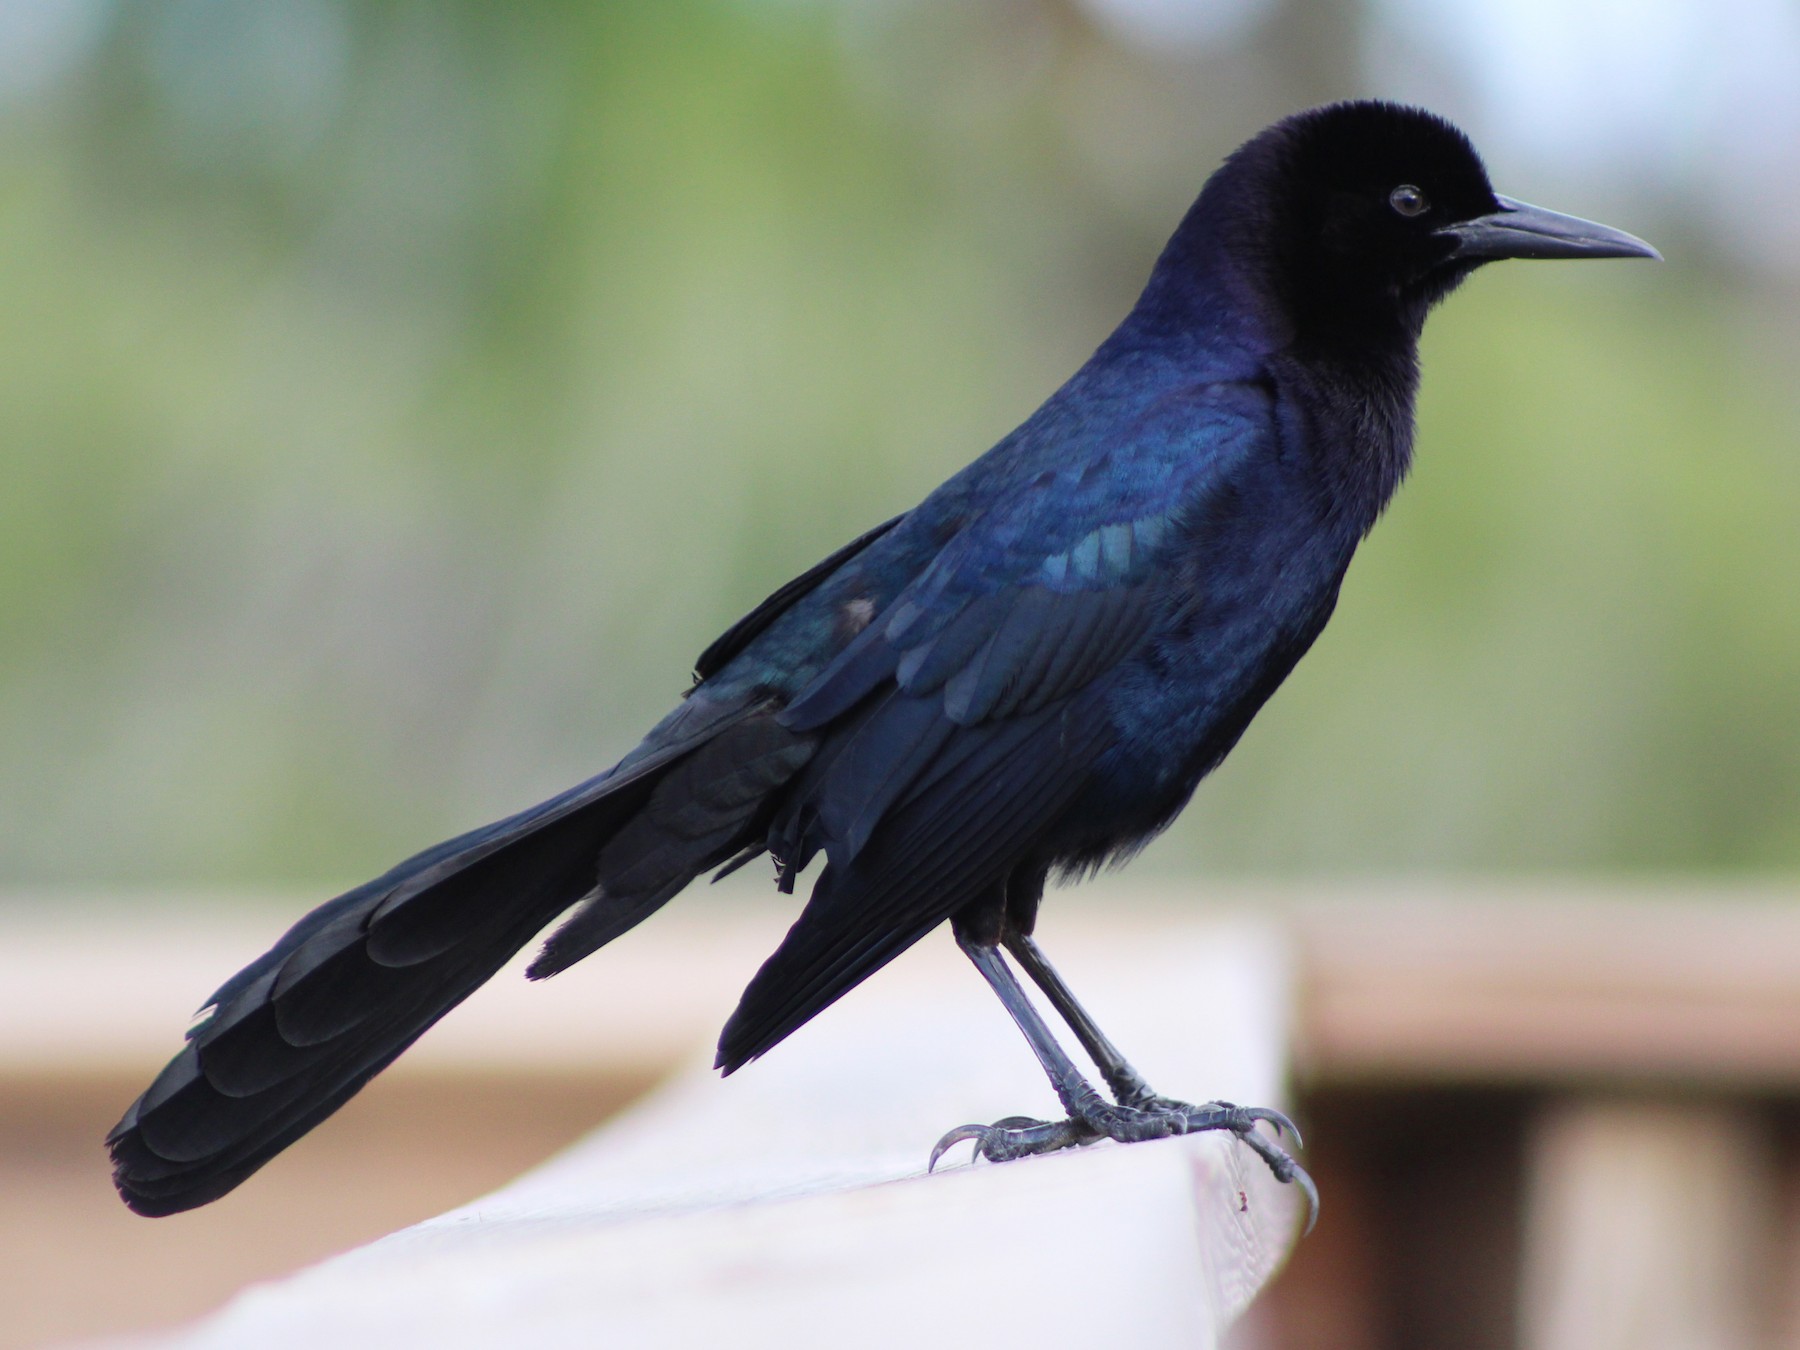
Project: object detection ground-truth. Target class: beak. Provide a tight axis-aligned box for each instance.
[1437,195,1661,262]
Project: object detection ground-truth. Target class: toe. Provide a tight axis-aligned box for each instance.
[1240,1104,1304,1148]
[928,1124,991,1171]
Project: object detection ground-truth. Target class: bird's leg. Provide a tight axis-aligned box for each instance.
[938,930,1112,1154]
[931,925,1317,1228]
[1002,929,1169,1110]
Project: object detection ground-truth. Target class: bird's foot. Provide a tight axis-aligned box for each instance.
[1115,1087,1204,1115]
[929,1114,1098,1167]
[928,1098,1317,1233]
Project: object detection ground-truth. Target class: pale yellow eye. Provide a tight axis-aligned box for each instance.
[1389,184,1429,218]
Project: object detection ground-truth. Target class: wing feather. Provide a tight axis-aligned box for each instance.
[721,381,1278,1069]
[718,690,1114,1070]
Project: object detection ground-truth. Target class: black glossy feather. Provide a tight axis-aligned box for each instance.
[111,101,1653,1217]
[691,514,904,683]
[527,718,815,976]
[111,695,794,1213]
[717,687,1114,1071]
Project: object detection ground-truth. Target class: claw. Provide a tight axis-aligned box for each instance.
[1242,1104,1304,1150]
[928,1114,1097,1170]
[929,1124,989,1172]
[1293,1164,1321,1236]
[1230,1116,1320,1235]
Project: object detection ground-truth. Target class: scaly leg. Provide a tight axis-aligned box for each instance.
[931,926,1317,1231]
[1004,930,1172,1109]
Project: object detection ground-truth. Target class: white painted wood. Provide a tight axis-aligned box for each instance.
[116,917,1302,1349]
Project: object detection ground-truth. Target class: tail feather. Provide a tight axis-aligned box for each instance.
[109,704,811,1216]
[527,719,815,978]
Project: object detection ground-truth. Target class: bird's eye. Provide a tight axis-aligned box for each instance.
[1389,184,1429,218]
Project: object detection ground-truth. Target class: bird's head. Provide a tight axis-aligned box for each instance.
[1197,101,1658,347]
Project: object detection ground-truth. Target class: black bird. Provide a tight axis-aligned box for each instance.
[108,102,1656,1221]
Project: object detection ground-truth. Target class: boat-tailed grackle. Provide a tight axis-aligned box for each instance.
[108,102,1657,1226]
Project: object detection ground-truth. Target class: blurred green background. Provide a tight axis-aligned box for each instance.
[2,0,1797,888]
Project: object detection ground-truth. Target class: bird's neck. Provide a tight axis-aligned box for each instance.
[1127,226,1423,529]
[1125,211,1281,360]
[1273,339,1420,530]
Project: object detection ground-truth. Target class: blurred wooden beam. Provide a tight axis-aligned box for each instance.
[1517,1096,1777,1350]
[1293,889,1800,1088]
[16,883,1800,1093]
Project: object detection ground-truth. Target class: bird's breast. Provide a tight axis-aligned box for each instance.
[1081,497,1357,823]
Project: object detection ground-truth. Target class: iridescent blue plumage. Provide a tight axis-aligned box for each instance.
[704,352,1362,1066]
[110,101,1658,1216]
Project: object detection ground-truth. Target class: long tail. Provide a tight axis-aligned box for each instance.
[108,703,811,1216]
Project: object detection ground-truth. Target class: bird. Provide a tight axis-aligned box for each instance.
[108,101,1656,1222]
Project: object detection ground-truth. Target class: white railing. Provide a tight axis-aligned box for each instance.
[89,906,1302,1348]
